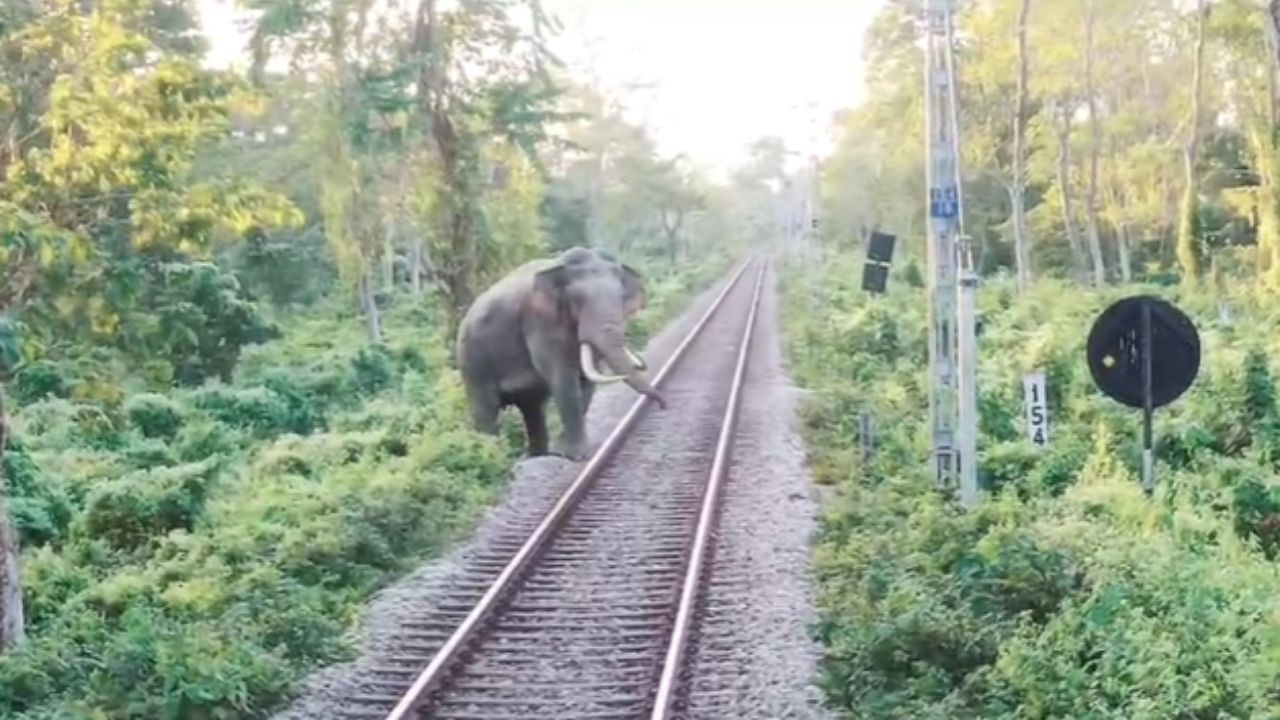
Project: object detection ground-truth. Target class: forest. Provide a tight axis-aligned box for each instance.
[7,0,1280,717]
[796,0,1280,717]
[0,0,764,716]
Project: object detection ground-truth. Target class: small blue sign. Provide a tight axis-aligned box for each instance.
[930,187,958,218]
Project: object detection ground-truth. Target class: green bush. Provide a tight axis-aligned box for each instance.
[11,360,70,404]
[125,393,185,440]
[172,418,243,462]
[256,368,340,435]
[147,261,282,386]
[190,386,291,438]
[0,254,723,718]
[784,252,1280,718]
[16,399,124,451]
[350,345,395,395]
[82,460,222,551]
[124,437,180,469]
[1,439,73,547]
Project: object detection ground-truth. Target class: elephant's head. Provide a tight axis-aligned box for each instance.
[529,247,664,401]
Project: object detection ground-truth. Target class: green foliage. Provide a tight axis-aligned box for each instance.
[146,262,281,386]
[10,361,69,404]
[1,439,72,547]
[788,252,1280,718]
[0,245,718,718]
[124,393,185,440]
[82,460,221,551]
[350,345,394,395]
[0,0,743,716]
[190,387,294,439]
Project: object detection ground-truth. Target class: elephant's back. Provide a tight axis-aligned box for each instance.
[456,259,547,372]
[466,258,551,311]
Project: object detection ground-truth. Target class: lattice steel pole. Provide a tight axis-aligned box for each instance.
[924,0,970,493]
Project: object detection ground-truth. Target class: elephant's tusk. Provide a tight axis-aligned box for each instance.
[625,347,647,371]
[580,344,626,384]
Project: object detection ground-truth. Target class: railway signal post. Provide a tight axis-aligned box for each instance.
[924,0,979,507]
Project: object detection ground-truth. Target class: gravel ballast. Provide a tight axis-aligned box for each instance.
[271,258,830,719]
[683,261,831,719]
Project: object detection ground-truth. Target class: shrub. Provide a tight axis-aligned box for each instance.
[350,345,394,395]
[82,460,222,550]
[0,252,720,719]
[172,419,242,462]
[124,437,180,469]
[125,393,185,440]
[190,386,291,438]
[148,261,282,386]
[256,367,341,435]
[1,439,73,547]
[17,399,125,451]
[783,253,1280,718]
[11,360,70,404]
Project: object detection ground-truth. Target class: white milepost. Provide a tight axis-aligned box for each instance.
[1023,371,1049,449]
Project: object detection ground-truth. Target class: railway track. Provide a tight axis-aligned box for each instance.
[338,255,770,720]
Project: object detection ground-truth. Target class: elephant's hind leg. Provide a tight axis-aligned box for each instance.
[464,376,501,435]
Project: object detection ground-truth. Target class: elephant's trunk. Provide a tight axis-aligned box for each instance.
[577,307,658,401]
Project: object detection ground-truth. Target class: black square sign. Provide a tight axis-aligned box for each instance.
[867,232,896,263]
[862,263,889,294]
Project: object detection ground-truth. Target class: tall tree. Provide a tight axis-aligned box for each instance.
[1052,97,1089,281]
[2,0,300,373]
[1267,0,1280,72]
[406,0,561,332]
[1178,0,1211,282]
[0,384,21,652]
[1082,0,1108,286]
[1011,0,1034,289]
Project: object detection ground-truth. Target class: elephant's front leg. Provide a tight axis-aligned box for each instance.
[516,397,549,457]
[549,372,590,461]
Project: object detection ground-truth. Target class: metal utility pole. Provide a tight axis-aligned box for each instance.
[924,0,979,507]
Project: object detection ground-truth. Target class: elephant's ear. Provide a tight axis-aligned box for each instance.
[621,264,646,316]
[529,264,569,320]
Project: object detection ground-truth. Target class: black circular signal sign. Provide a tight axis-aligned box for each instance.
[1086,295,1200,410]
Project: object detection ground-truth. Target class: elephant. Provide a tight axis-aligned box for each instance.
[455,246,668,460]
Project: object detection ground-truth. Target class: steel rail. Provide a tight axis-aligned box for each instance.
[649,258,768,720]
[383,255,760,720]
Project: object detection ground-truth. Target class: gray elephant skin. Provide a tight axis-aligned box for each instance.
[455,247,668,460]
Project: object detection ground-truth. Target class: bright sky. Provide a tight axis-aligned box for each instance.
[197,0,882,177]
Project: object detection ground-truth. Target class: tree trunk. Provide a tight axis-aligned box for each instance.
[410,234,425,295]
[1118,222,1134,283]
[413,0,476,323]
[1055,104,1088,282]
[1248,123,1280,286]
[1177,0,1209,283]
[0,386,25,652]
[587,150,605,247]
[1011,0,1033,291]
[661,208,684,264]
[1266,0,1280,76]
[1083,0,1107,287]
[383,222,396,290]
[1258,6,1280,288]
[358,267,382,344]
[416,0,477,324]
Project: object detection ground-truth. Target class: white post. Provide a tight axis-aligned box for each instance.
[957,245,979,507]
